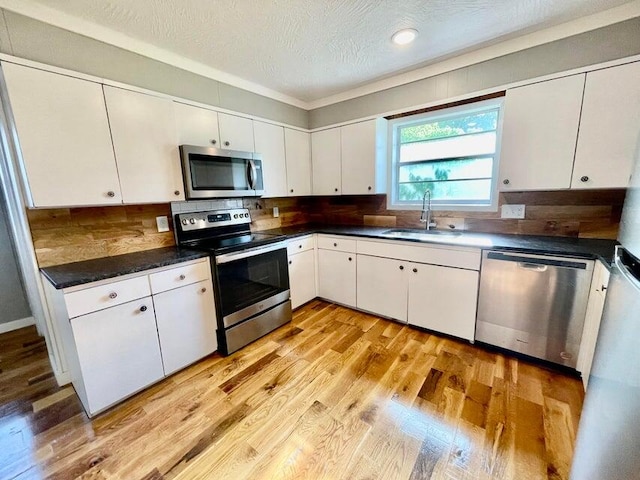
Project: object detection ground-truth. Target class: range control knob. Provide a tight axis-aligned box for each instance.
[181,219,188,226]
[189,218,195,224]
[244,213,249,218]
[234,214,238,219]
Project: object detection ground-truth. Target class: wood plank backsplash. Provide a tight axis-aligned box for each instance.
[28,189,624,267]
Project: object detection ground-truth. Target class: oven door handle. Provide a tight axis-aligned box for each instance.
[216,242,287,265]
[247,160,257,190]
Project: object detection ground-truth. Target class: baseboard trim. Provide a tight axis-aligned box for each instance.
[0,316,35,334]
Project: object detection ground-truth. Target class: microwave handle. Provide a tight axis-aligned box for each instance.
[247,160,257,189]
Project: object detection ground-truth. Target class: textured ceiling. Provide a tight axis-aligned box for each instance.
[26,0,634,102]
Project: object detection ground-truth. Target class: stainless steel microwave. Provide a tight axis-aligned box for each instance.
[179,145,264,199]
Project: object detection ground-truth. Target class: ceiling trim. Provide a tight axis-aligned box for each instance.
[0,0,309,109]
[0,0,638,111]
[306,0,640,109]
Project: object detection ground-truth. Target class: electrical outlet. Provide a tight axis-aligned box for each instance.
[156,216,170,232]
[273,206,279,218]
[501,204,526,219]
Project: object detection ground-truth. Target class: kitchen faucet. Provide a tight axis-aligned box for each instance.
[420,189,437,230]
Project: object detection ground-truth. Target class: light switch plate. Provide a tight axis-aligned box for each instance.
[273,206,279,218]
[156,216,170,232]
[501,204,526,219]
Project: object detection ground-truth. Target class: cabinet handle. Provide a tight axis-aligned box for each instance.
[201,287,207,293]
[289,260,292,265]
[108,292,118,299]
[412,268,418,273]
[503,179,510,185]
[211,139,217,145]
[334,188,338,192]
[179,274,186,280]
[333,243,337,247]
[224,141,230,146]
[348,257,352,261]
[140,305,147,312]
[580,176,589,183]
[602,285,607,291]
[107,191,115,198]
[399,265,404,270]
[368,186,372,191]
[174,190,181,196]
[298,245,302,249]
[290,189,294,193]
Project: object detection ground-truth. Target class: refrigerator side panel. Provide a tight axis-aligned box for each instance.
[619,141,640,258]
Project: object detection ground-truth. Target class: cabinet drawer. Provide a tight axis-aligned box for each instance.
[317,235,357,253]
[357,239,481,270]
[65,276,151,319]
[149,260,210,294]
[287,235,315,255]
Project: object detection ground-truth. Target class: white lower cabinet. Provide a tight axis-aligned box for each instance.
[288,249,317,309]
[317,249,356,307]
[153,279,217,376]
[71,297,164,415]
[356,254,408,322]
[407,263,478,342]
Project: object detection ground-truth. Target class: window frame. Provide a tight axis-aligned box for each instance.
[387,97,504,212]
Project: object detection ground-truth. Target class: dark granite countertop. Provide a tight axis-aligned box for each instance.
[41,247,210,289]
[261,224,618,266]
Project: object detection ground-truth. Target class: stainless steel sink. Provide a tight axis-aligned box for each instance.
[380,228,463,241]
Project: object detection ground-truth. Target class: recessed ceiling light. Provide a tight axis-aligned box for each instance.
[392,29,418,45]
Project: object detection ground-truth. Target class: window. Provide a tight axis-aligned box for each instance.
[389,98,503,211]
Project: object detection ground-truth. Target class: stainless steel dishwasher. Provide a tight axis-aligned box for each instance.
[476,250,594,368]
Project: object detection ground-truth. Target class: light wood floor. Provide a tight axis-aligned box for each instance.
[0,300,584,480]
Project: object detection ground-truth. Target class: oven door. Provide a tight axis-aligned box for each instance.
[215,243,289,328]
[180,145,264,198]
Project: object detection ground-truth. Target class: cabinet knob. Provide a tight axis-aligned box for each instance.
[334,188,338,192]
[602,285,607,291]
[399,265,404,270]
[333,243,337,247]
[348,257,352,261]
[108,292,118,299]
[580,176,589,183]
[107,191,115,198]
[368,186,372,191]
[139,305,147,312]
[201,287,207,293]
[289,260,292,265]
[290,189,294,193]
[224,141,230,147]
[179,274,186,280]
[298,245,302,249]
[412,268,418,273]
[503,179,510,185]
[174,190,181,196]
[211,139,217,145]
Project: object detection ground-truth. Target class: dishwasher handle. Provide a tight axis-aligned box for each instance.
[486,251,588,269]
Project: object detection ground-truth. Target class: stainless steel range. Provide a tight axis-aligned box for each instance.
[175,208,291,355]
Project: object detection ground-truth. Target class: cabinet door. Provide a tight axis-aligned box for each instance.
[288,249,316,309]
[284,129,311,196]
[317,249,356,307]
[407,263,478,341]
[174,102,220,147]
[153,279,217,376]
[356,254,408,322]
[572,62,640,189]
[499,75,584,191]
[254,121,287,198]
[218,113,254,152]
[312,128,342,195]
[341,120,377,195]
[3,62,121,207]
[71,297,164,415]
[104,86,184,203]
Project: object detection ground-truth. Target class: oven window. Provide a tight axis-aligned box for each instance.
[190,154,251,191]
[216,248,289,316]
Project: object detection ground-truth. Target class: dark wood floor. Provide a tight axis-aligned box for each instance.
[0,300,584,480]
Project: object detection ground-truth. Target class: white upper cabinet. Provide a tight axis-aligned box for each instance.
[174,102,220,147]
[218,113,255,152]
[253,121,287,198]
[341,119,387,195]
[3,62,122,207]
[284,128,312,196]
[499,74,585,191]
[572,62,640,189]
[104,86,184,203]
[312,128,342,195]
